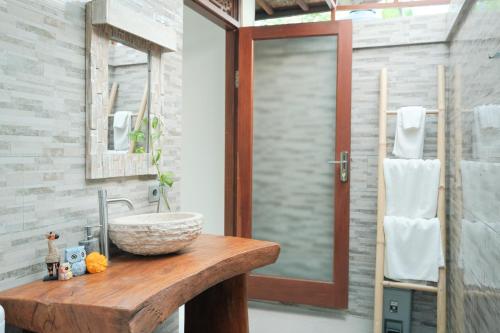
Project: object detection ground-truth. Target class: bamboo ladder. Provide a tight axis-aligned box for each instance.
[373,65,447,333]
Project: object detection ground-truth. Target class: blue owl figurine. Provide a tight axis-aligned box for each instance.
[65,246,87,276]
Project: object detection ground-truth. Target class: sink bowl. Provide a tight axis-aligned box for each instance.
[108,212,203,255]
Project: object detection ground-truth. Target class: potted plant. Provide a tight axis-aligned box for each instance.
[129,115,175,212]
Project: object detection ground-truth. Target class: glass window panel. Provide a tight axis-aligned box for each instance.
[252,36,338,282]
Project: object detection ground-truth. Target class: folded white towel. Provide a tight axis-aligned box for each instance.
[472,105,500,161]
[393,107,426,159]
[384,158,440,219]
[113,111,132,151]
[113,111,131,129]
[401,106,425,129]
[461,160,500,223]
[384,216,444,282]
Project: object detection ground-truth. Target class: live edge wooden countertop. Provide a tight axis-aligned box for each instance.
[0,235,280,333]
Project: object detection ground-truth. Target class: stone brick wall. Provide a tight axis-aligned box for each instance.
[447,1,500,332]
[0,0,182,331]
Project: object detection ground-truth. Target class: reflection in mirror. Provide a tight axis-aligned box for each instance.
[107,39,150,153]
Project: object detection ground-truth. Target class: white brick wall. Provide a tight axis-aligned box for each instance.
[0,0,182,332]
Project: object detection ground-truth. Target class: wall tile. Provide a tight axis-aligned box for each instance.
[0,0,182,332]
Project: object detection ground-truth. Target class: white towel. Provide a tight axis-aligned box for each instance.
[113,111,132,151]
[384,158,441,219]
[460,219,500,289]
[401,106,425,129]
[393,106,426,159]
[384,216,444,282]
[461,160,500,223]
[472,105,500,161]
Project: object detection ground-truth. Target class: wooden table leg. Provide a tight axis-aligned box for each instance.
[185,274,249,333]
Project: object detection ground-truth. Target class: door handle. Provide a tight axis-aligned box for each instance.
[327,151,349,183]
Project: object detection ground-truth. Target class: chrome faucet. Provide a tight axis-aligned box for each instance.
[98,189,134,261]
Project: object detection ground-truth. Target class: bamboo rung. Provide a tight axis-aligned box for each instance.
[386,109,441,115]
[383,281,438,293]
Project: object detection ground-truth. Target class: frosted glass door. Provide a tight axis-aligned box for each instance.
[252,36,338,282]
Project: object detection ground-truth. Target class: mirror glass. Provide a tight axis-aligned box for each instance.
[107,39,150,153]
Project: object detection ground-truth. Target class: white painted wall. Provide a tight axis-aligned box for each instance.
[181,6,226,236]
[240,0,255,26]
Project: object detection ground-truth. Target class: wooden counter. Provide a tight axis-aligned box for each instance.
[0,235,280,333]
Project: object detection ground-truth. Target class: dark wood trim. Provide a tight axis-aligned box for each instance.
[184,0,240,30]
[236,26,254,239]
[332,20,352,307]
[248,275,347,308]
[249,20,341,39]
[234,20,353,309]
[224,29,238,236]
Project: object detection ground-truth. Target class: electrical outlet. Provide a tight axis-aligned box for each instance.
[148,184,160,203]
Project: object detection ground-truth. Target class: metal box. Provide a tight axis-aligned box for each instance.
[383,287,413,333]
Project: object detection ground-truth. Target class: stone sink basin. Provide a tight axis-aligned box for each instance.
[109,212,203,255]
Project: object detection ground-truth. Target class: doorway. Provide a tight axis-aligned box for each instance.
[232,21,352,308]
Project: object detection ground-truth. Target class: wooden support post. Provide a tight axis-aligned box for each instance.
[185,274,249,333]
[373,68,388,333]
[107,82,118,115]
[128,83,149,154]
[436,64,447,333]
[296,0,309,11]
[325,0,337,10]
[256,0,274,15]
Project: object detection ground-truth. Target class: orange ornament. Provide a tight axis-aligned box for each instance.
[85,252,108,274]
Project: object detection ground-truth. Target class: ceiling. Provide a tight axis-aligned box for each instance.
[255,0,448,20]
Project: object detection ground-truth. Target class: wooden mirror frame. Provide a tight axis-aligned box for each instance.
[84,1,175,179]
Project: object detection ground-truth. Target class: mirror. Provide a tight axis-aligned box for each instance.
[85,0,176,179]
[107,39,150,153]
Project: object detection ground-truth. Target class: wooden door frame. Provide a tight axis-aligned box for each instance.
[226,20,352,309]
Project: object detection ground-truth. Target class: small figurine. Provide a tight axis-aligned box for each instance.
[65,246,87,276]
[58,262,73,281]
[85,252,108,274]
[44,232,60,281]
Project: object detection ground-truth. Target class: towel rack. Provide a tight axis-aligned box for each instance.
[373,65,447,333]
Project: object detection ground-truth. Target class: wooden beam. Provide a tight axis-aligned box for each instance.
[256,0,274,15]
[296,0,309,11]
[325,0,336,10]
